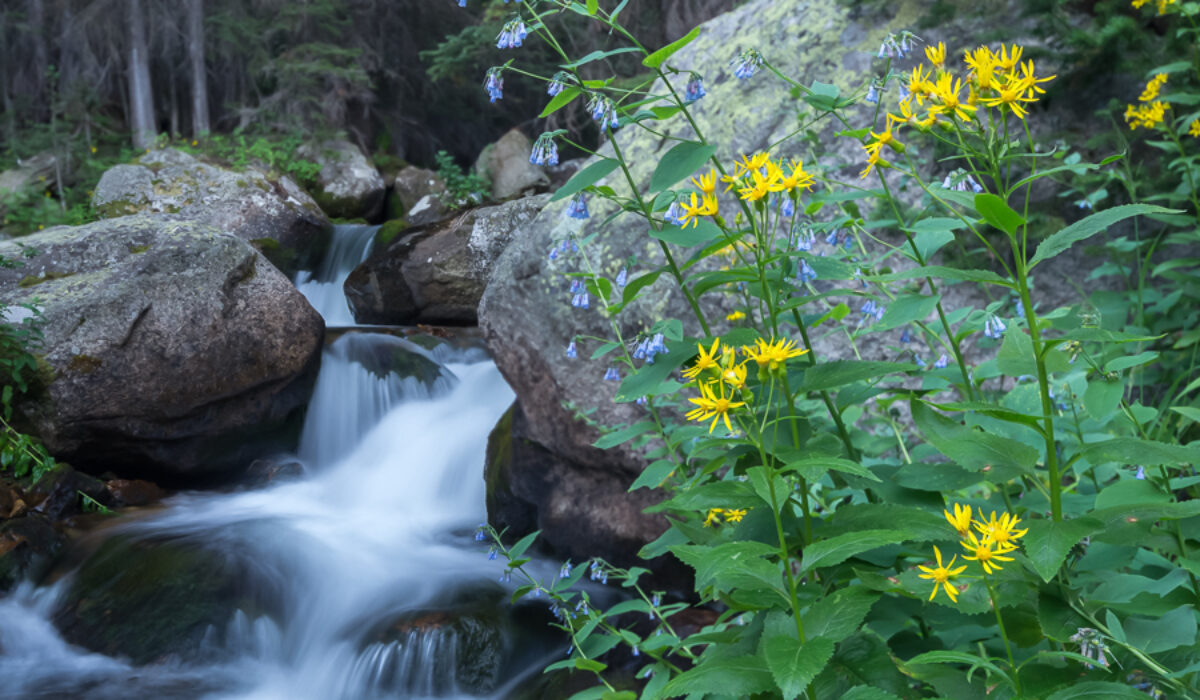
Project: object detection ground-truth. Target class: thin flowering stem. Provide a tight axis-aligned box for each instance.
[983,574,1022,696]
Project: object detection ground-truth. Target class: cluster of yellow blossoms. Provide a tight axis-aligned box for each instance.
[1131,0,1177,15]
[683,337,808,433]
[703,507,747,526]
[918,504,1028,602]
[861,42,1055,178]
[676,153,815,228]
[1126,73,1170,130]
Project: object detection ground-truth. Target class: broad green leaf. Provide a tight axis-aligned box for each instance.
[1124,605,1198,653]
[1074,437,1200,467]
[1023,517,1105,582]
[802,586,879,643]
[620,269,663,306]
[642,26,701,68]
[783,456,881,483]
[1045,682,1148,700]
[911,229,955,261]
[650,219,722,247]
[876,294,939,332]
[551,158,619,201]
[669,541,780,592]
[509,530,541,559]
[747,465,791,513]
[561,47,641,68]
[1106,350,1159,372]
[540,86,581,118]
[1083,378,1124,419]
[893,462,982,491]
[911,401,1039,477]
[803,80,844,111]
[975,193,1025,236]
[904,650,1008,679]
[594,421,656,449]
[801,530,907,572]
[764,636,835,700]
[659,655,775,697]
[842,688,903,700]
[868,265,1012,287]
[615,345,694,401]
[801,361,914,392]
[585,0,598,15]
[648,141,717,193]
[824,504,951,543]
[574,657,607,672]
[1029,204,1179,269]
[1170,406,1200,423]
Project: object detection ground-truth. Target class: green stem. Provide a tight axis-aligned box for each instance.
[983,575,1022,697]
[1014,259,1062,521]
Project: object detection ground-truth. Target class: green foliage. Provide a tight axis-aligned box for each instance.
[434,150,490,208]
[0,276,55,482]
[186,132,322,188]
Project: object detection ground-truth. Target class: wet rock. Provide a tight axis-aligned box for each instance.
[90,148,329,275]
[406,192,449,227]
[27,466,111,521]
[345,194,549,325]
[244,458,306,487]
[298,140,386,221]
[0,513,66,591]
[104,479,167,508]
[389,166,446,217]
[485,402,671,575]
[0,215,324,481]
[53,536,268,665]
[474,129,548,201]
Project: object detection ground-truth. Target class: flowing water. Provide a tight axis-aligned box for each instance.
[295,223,378,327]
[0,230,557,699]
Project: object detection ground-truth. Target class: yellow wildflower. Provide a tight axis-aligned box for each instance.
[944,503,974,538]
[720,360,748,390]
[679,191,719,228]
[778,160,815,193]
[737,164,781,202]
[734,152,771,177]
[907,64,935,104]
[964,47,998,91]
[1157,0,1177,13]
[888,99,920,129]
[743,337,808,372]
[1125,101,1168,130]
[973,511,1029,548]
[961,531,1016,575]
[1139,73,1168,102]
[682,339,721,380]
[918,546,968,602]
[691,170,718,196]
[724,508,747,523]
[89,145,97,154]
[860,151,884,180]
[686,380,746,433]
[982,74,1039,119]
[994,44,1023,74]
[930,73,977,121]
[925,42,947,72]
[704,508,724,527]
[1189,119,1200,138]
[726,310,746,322]
[1016,60,1056,96]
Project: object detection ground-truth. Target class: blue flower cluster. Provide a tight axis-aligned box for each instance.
[860,300,885,324]
[496,18,527,49]
[730,49,764,80]
[876,31,917,59]
[547,71,570,96]
[530,133,559,166]
[569,278,590,308]
[983,315,1007,339]
[566,193,590,219]
[586,94,619,129]
[483,67,504,102]
[795,259,817,284]
[685,76,706,102]
[633,333,669,364]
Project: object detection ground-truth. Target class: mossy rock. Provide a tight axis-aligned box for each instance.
[376,218,407,248]
[53,536,267,665]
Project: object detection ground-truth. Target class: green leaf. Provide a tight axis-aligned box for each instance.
[594,421,656,449]
[1022,517,1105,582]
[540,86,582,118]
[764,636,835,700]
[868,265,1012,287]
[911,401,1039,477]
[659,655,775,697]
[1124,605,1198,653]
[801,530,907,572]
[975,193,1025,236]
[911,229,955,261]
[802,587,879,643]
[615,345,694,401]
[509,530,541,559]
[875,294,939,332]
[650,219,722,247]
[801,361,914,392]
[1084,378,1124,419]
[803,80,843,111]
[842,688,903,700]
[1073,437,1200,467]
[585,0,598,14]
[574,657,607,672]
[1029,204,1179,269]
[642,26,701,68]
[1170,406,1200,423]
[1106,350,1159,372]
[648,141,717,194]
[561,47,641,68]
[552,158,619,202]
[1045,682,1159,699]
[782,456,881,483]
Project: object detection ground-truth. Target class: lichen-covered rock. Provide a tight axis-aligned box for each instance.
[0,214,323,480]
[298,140,386,221]
[474,129,548,201]
[90,148,329,275]
[477,0,1095,553]
[345,194,549,325]
[389,165,446,216]
[406,192,449,227]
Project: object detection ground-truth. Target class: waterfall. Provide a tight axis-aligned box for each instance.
[295,223,377,327]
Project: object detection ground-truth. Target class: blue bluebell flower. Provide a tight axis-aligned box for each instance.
[900,327,911,343]
[1135,466,1146,480]
[934,354,948,369]
[664,201,685,226]
[780,197,795,217]
[866,84,880,104]
[844,233,854,251]
[615,267,628,288]
[571,292,590,309]
[548,247,558,261]
[586,94,619,129]
[899,82,911,101]
[457,0,465,6]
[915,355,927,368]
[603,367,620,381]
[566,193,590,219]
[488,548,497,560]
[474,524,486,541]
[559,561,572,578]
[636,396,648,406]
[796,230,814,251]
[560,240,569,252]
[566,340,577,359]
[496,18,527,49]
[685,76,706,102]
[730,49,764,80]
[983,315,1008,339]
[633,339,648,360]
[547,71,570,96]
[570,279,585,294]
[1076,199,1093,210]
[796,259,817,283]
[825,229,840,246]
[499,569,511,583]
[860,300,884,323]
[530,133,559,166]
[483,67,504,102]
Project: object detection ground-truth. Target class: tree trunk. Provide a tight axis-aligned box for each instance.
[187,0,210,137]
[27,0,47,113]
[126,0,157,150]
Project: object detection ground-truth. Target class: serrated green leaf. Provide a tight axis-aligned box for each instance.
[782,456,881,483]
[659,655,775,697]
[1045,682,1157,699]
[802,587,879,643]
[801,530,907,572]
[801,360,914,392]
[1023,517,1105,582]
[1029,204,1179,269]
[911,401,1039,476]
[764,636,835,700]
[1124,605,1198,653]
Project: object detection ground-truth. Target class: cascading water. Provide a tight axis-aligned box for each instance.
[0,241,561,698]
[295,223,378,326]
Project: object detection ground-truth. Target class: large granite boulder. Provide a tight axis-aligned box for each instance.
[474,129,548,201]
[0,214,323,480]
[297,139,386,221]
[345,194,549,325]
[388,165,447,220]
[91,148,329,275]
[478,0,1107,557]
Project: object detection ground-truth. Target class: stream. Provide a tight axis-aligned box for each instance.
[0,224,558,699]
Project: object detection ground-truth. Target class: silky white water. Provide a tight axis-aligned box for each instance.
[0,238,555,698]
[295,223,378,327]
